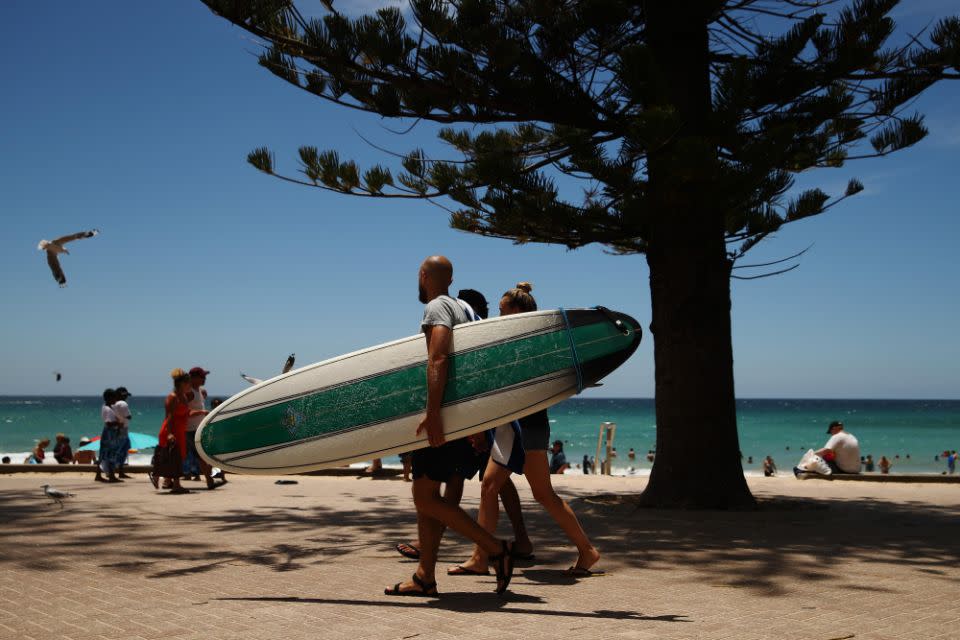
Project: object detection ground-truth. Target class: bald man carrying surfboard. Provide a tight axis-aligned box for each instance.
[384,256,516,598]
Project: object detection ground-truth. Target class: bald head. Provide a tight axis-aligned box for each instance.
[418,255,453,303]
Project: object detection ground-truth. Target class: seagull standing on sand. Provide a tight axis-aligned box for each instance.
[41,484,75,508]
[37,229,99,287]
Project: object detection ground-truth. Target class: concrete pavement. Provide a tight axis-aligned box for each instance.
[1,472,958,640]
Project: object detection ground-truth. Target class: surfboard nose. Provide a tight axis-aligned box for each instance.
[578,308,643,386]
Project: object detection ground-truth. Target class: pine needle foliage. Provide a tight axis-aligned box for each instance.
[203,0,958,260]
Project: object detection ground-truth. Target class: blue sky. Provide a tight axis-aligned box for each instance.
[1,1,958,399]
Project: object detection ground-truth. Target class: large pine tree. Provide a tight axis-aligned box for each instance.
[201,0,959,507]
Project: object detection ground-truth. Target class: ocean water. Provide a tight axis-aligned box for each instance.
[2,396,958,474]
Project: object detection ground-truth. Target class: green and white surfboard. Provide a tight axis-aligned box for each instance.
[196,307,641,474]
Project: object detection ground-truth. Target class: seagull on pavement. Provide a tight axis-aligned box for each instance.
[41,484,75,508]
[37,229,99,287]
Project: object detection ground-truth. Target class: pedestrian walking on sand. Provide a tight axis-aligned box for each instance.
[150,369,195,494]
[113,387,133,478]
[385,256,514,598]
[97,389,124,482]
[186,367,217,489]
[452,283,601,578]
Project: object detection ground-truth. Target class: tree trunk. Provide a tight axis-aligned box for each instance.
[637,1,755,508]
[639,224,755,509]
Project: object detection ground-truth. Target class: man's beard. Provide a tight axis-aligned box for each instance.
[418,284,428,304]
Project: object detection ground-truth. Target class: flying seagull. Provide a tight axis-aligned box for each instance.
[41,484,75,508]
[37,229,99,287]
[241,353,297,386]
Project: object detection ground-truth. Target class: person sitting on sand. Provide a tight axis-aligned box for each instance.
[815,421,860,474]
[53,433,73,464]
[385,256,514,597]
[74,437,96,464]
[27,438,49,464]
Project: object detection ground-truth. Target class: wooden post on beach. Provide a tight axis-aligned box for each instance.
[595,422,616,475]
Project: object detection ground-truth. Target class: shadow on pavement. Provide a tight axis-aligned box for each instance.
[216,594,688,621]
[1,483,958,598]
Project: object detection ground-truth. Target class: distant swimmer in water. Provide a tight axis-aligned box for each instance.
[763,456,777,477]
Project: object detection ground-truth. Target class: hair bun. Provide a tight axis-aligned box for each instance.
[170,367,186,380]
[515,281,533,294]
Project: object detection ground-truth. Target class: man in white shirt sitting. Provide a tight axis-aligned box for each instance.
[816,421,860,474]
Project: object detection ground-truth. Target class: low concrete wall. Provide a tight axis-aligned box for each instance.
[798,472,960,483]
[0,463,401,477]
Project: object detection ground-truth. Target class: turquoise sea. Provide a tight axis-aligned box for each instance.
[2,396,958,474]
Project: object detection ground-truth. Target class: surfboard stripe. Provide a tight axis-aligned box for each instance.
[215,320,566,417]
[200,315,632,457]
[218,370,572,463]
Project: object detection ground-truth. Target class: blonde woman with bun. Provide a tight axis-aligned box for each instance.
[150,369,194,493]
[452,282,601,577]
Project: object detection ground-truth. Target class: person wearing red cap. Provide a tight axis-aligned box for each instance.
[186,367,217,489]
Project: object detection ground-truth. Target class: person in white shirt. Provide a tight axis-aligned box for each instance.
[113,387,133,479]
[97,389,123,483]
[187,366,217,489]
[816,421,861,474]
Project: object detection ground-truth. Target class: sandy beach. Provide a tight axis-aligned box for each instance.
[1,472,958,640]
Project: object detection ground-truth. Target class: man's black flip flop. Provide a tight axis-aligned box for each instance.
[384,573,438,597]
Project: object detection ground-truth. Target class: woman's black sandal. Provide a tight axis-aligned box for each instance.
[384,573,438,597]
[490,540,515,595]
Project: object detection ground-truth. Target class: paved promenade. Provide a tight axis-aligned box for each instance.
[1,473,958,640]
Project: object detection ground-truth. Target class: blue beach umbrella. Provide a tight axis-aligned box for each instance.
[78,432,159,452]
